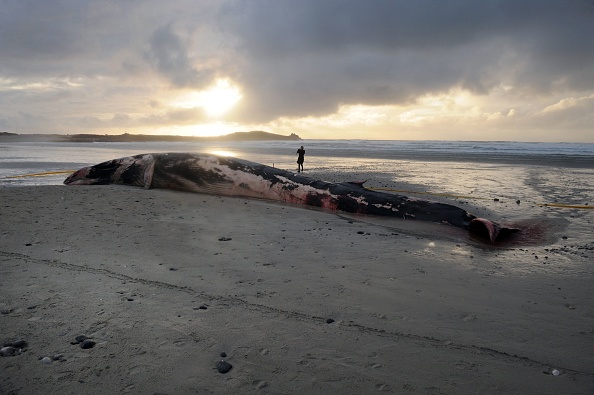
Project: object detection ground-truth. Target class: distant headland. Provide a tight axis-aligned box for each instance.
[0,131,301,143]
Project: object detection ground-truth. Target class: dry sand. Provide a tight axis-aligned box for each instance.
[1,185,593,394]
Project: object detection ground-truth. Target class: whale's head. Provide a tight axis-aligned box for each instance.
[64,154,155,188]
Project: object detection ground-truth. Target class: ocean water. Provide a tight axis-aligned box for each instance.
[1,139,592,179]
[1,139,592,248]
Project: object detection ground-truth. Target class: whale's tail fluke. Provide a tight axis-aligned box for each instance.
[469,218,519,243]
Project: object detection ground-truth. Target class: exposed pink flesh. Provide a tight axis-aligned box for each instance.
[469,218,501,243]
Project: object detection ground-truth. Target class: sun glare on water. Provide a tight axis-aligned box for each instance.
[208,149,237,157]
[173,78,242,117]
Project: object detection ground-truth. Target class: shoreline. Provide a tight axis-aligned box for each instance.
[1,138,593,170]
[1,185,592,393]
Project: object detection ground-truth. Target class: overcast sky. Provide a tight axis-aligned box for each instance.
[1,0,593,141]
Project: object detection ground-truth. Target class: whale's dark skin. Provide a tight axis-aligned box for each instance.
[64,152,517,243]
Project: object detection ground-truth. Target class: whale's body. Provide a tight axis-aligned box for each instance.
[64,153,515,243]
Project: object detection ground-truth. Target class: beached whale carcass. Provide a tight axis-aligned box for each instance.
[64,153,516,243]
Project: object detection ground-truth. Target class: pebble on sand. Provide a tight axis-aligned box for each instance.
[1,339,28,357]
[10,339,27,348]
[216,360,233,373]
[0,346,19,357]
[72,335,95,349]
[80,339,96,349]
[3,339,27,348]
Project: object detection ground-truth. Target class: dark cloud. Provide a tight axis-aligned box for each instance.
[0,1,87,65]
[145,24,214,87]
[0,1,121,76]
[221,0,594,122]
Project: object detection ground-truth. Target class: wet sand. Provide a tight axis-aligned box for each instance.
[1,185,593,394]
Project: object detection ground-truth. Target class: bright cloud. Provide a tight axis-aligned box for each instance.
[172,79,243,117]
[541,94,594,114]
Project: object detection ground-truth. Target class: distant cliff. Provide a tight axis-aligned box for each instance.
[0,131,301,143]
[63,131,301,143]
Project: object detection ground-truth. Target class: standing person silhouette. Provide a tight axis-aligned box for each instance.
[296,146,305,173]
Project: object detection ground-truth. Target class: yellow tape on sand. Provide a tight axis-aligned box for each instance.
[537,203,593,209]
[2,170,75,179]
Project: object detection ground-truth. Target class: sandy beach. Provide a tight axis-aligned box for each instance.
[1,184,593,394]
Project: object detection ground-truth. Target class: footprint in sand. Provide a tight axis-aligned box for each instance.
[461,314,477,322]
[252,380,269,389]
[375,383,392,391]
[259,348,269,355]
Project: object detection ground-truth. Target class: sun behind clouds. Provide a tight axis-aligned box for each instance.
[173,78,242,117]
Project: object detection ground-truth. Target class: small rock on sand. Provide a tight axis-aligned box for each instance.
[80,339,96,349]
[0,346,19,357]
[216,360,233,373]
[71,335,95,349]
